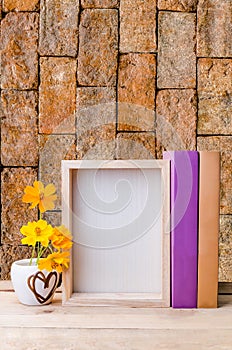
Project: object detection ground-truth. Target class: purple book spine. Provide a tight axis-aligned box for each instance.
[163,151,198,308]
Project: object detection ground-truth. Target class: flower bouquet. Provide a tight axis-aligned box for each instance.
[11,181,72,306]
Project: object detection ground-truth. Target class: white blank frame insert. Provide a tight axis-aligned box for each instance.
[62,160,170,307]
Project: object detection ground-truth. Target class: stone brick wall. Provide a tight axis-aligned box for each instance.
[0,0,231,281]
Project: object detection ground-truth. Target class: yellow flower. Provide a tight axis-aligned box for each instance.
[50,225,73,250]
[22,181,57,213]
[20,220,53,247]
[38,251,70,273]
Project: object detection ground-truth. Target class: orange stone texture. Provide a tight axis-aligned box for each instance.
[1,12,38,89]
[2,0,39,11]
[78,9,118,86]
[116,133,156,159]
[76,87,116,159]
[39,0,79,56]
[158,0,197,11]
[39,57,77,134]
[158,11,196,88]
[197,0,232,57]
[1,90,38,166]
[198,59,232,135]
[81,0,119,8]
[1,168,38,245]
[120,0,157,52]
[156,89,197,158]
[118,54,156,131]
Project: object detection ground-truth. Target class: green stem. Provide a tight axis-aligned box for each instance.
[36,244,43,265]
[29,245,36,266]
[42,244,51,256]
[48,245,53,254]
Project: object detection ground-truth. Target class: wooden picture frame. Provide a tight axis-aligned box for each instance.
[62,160,170,307]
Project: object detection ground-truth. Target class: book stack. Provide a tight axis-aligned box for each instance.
[163,151,220,308]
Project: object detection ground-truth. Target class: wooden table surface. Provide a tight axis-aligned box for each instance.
[1,281,232,350]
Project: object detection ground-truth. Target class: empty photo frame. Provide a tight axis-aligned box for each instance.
[62,160,170,307]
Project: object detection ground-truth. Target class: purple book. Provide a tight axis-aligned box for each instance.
[163,151,198,308]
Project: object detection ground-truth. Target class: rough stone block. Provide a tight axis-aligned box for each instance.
[158,12,196,88]
[76,87,116,159]
[39,57,76,134]
[43,211,62,227]
[120,0,156,52]
[78,9,118,86]
[158,0,197,11]
[1,12,38,89]
[197,0,232,57]
[39,0,79,57]
[39,135,77,209]
[1,168,38,245]
[197,136,232,215]
[77,131,115,160]
[116,133,156,159]
[77,87,116,135]
[220,215,232,250]
[0,245,33,280]
[156,89,197,158]
[1,90,38,166]
[198,59,232,135]
[219,215,232,282]
[118,54,156,131]
[2,0,39,11]
[219,257,232,282]
[81,0,119,8]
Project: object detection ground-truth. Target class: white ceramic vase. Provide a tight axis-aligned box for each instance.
[11,258,60,306]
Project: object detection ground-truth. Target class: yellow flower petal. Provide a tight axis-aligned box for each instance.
[21,236,36,246]
[50,225,73,250]
[22,193,39,205]
[41,198,56,211]
[23,185,39,196]
[37,219,48,230]
[22,192,37,201]
[34,181,44,192]
[20,220,54,247]
[22,181,57,213]
[44,183,56,196]
[39,237,49,247]
[38,252,70,272]
[38,259,53,272]
[38,201,46,213]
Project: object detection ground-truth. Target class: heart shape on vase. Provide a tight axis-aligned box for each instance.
[27,271,58,304]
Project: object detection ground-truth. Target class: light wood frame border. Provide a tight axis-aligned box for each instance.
[62,159,170,307]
